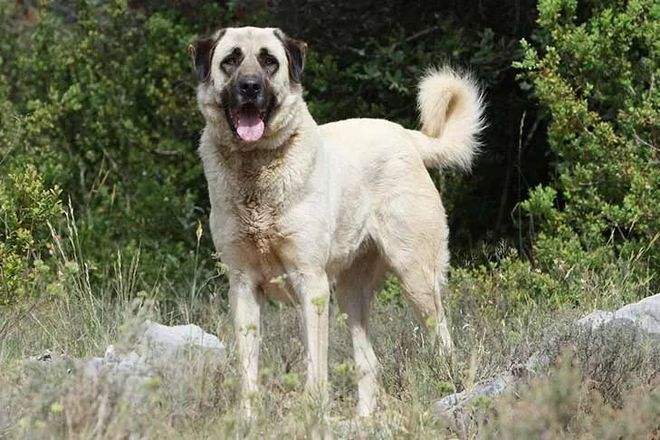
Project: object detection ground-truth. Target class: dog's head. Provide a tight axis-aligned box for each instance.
[190,27,307,146]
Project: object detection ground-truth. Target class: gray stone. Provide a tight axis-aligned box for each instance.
[67,322,225,405]
[434,373,514,414]
[27,321,225,406]
[434,294,660,420]
[81,356,105,378]
[140,320,225,361]
[578,293,660,335]
[75,321,225,384]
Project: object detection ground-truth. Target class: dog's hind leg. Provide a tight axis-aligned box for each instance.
[374,180,454,355]
[335,247,386,417]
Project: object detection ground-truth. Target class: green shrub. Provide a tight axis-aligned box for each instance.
[1,0,547,303]
[2,0,655,311]
[0,104,63,308]
[515,0,658,293]
[0,1,217,290]
[0,163,63,307]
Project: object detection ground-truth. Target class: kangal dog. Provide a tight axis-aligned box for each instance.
[190,26,484,417]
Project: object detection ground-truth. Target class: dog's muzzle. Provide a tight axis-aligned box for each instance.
[224,74,273,143]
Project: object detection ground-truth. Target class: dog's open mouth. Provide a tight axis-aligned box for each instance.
[230,104,266,142]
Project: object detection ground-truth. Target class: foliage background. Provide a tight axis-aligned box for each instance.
[0,0,658,437]
[0,0,657,319]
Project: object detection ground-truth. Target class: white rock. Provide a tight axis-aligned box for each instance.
[82,357,105,378]
[578,294,660,335]
[104,344,120,363]
[434,373,514,414]
[76,321,224,391]
[435,294,660,420]
[140,320,225,360]
[24,321,226,410]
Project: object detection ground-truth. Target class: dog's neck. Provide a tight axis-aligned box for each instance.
[199,100,320,210]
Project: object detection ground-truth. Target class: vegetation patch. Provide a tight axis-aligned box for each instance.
[0,0,657,437]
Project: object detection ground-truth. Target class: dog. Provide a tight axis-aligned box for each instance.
[189,26,484,418]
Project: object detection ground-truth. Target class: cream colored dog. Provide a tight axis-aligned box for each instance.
[190,26,484,418]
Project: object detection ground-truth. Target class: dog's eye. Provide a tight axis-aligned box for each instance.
[222,55,240,66]
[263,55,278,66]
[221,48,242,73]
[222,56,237,65]
[259,53,279,75]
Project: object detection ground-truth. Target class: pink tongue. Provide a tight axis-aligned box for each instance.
[236,110,265,142]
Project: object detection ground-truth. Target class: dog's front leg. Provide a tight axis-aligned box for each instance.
[229,273,262,418]
[292,269,330,399]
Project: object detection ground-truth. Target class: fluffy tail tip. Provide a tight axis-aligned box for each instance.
[417,66,486,170]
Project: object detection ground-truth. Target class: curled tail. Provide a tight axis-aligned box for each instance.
[411,67,485,171]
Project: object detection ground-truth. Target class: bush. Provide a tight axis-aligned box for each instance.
[0,163,63,307]
[515,0,658,294]
[1,0,655,311]
[483,350,659,439]
[0,81,65,306]
[0,1,217,291]
[1,0,551,303]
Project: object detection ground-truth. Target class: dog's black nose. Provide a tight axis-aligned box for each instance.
[237,76,262,100]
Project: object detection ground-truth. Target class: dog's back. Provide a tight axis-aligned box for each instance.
[320,67,485,173]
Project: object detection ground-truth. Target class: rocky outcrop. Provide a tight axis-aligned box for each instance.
[30,321,225,403]
[578,294,660,336]
[434,294,660,421]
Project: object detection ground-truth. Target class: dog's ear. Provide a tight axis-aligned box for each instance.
[274,30,308,84]
[188,37,215,82]
[188,30,225,82]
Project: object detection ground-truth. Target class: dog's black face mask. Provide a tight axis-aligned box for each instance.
[190,28,307,143]
[217,43,280,142]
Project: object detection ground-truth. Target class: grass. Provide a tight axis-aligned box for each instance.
[1,227,658,438]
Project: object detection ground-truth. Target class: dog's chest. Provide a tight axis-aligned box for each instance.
[234,197,279,252]
[234,208,296,302]
[232,196,304,302]
[212,142,312,302]
[230,155,292,243]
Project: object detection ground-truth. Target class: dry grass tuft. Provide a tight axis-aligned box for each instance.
[1,240,658,438]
